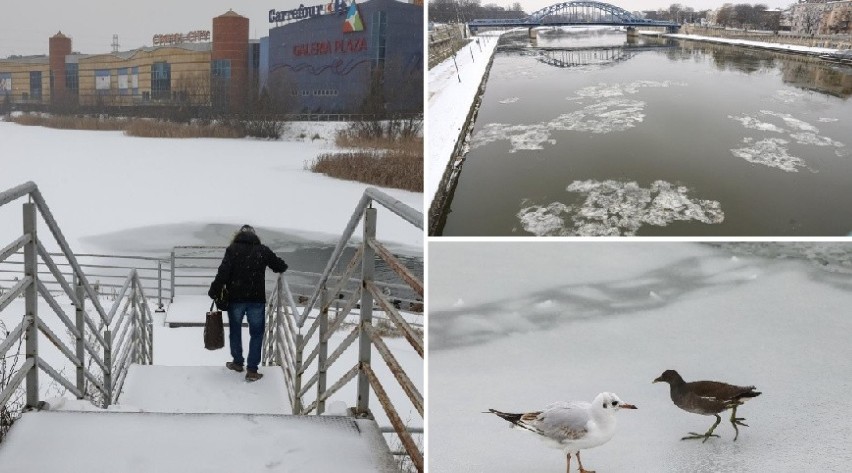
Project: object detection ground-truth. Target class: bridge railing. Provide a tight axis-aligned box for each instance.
[0,182,153,414]
[261,187,424,473]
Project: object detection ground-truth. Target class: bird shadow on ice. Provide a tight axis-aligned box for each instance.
[430,247,852,351]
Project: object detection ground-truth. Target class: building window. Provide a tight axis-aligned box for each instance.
[65,63,79,94]
[211,59,231,80]
[95,69,111,95]
[30,71,42,101]
[0,72,11,97]
[211,59,231,110]
[151,62,171,101]
[371,11,387,69]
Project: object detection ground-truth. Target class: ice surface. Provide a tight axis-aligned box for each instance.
[0,121,423,254]
[517,180,724,236]
[428,243,852,472]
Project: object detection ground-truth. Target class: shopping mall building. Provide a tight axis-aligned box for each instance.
[0,0,423,114]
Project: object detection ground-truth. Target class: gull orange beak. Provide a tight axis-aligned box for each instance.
[620,403,638,409]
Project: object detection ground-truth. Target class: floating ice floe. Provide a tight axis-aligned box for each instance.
[473,98,645,152]
[728,114,786,133]
[773,89,805,104]
[567,80,686,100]
[498,97,520,104]
[761,110,819,133]
[517,180,724,236]
[729,111,846,169]
[790,132,844,148]
[730,137,808,172]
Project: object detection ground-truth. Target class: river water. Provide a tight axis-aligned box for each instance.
[440,29,852,236]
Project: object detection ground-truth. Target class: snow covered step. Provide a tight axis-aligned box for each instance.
[0,411,397,473]
[118,365,290,414]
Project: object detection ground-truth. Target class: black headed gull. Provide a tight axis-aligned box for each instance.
[487,392,637,473]
[653,369,761,442]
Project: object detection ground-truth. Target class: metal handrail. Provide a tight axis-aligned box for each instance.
[0,182,154,412]
[261,187,424,473]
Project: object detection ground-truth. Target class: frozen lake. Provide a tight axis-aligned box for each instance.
[428,242,852,472]
[440,30,852,236]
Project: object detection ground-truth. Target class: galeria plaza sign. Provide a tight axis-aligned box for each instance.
[269,0,348,23]
[153,30,211,46]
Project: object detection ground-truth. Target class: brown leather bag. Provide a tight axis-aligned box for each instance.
[204,302,225,350]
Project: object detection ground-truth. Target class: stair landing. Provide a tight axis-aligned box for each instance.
[0,411,398,472]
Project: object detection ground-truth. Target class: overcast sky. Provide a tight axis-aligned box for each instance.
[0,0,317,58]
[1,0,795,58]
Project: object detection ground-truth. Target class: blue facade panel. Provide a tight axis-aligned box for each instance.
[267,0,422,114]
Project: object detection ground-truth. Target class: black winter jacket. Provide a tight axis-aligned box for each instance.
[208,232,288,304]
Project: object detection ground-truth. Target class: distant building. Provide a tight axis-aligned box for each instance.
[790,0,852,35]
[0,1,423,114]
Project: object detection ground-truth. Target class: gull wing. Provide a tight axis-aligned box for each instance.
[520,401,591,441]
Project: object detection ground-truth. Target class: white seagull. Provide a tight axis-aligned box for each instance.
[487,392,637,473]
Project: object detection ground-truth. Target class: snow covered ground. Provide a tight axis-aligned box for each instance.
[428,242,852,472]
[660,33,841,56]
[0,120,423,255]
[427,30,503,207]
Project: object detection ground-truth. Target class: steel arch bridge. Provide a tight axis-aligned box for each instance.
[469,1,679,32]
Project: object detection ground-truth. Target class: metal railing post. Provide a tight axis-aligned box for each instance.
[294,332,303,415]
[169,251,175,302]
[23,202,39,409]
[130,280,138,364]
[103,330,112,408]
[75,280,86,398]
[316,286,328,415]
[355,207,376,416]
[156,260,164,312]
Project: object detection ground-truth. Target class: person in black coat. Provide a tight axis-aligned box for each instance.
[209,224,288,381]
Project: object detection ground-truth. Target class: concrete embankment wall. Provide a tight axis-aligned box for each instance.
[683,25,852,50]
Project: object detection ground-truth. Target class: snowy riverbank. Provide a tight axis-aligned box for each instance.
[426,30,503,210]
[653,32,842,57]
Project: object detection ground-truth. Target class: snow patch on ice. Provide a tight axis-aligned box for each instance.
[731,138,808,172]
[818,117,839,123]
[517,180,724,236]
[498,97,520,104]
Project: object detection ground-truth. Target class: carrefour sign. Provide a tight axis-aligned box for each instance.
[269,0,347,23]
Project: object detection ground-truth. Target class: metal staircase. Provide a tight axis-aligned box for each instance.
[0,181,424,472]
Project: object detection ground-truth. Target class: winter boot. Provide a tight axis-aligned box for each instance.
[245,370,264,382]
[226,361,244,373]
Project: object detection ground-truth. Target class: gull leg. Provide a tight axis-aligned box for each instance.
[576,451,595,473]
[681,414,722,442]
[565,452,571,473]
[729,405,749,441]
